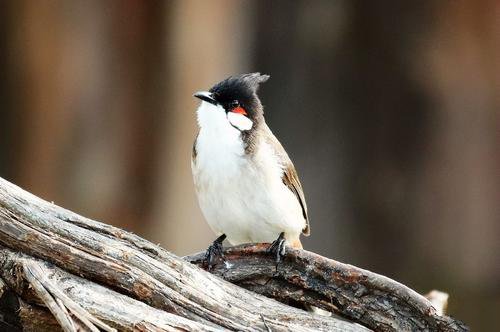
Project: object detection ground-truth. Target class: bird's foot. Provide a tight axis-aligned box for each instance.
[204,234,226,270]
[267,232,286,264]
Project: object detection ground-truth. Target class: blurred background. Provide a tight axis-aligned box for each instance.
[0,0,498,330]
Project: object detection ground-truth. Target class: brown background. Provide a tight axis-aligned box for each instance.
[1,1,498,330]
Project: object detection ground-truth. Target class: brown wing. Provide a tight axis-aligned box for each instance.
[262,124,310,236]
[282,162,310,236]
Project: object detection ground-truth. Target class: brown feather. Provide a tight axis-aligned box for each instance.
[259,124,310,236]
[282,163,310,236]
[192,132,199,162]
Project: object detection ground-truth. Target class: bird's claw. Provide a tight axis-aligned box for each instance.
[204,234,226,270]
[267,232,286,264]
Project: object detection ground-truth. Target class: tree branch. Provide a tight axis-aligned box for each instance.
[186,246,466,331]
[0,177,467,331]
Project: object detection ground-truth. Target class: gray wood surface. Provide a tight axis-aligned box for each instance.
[0,177,466,331]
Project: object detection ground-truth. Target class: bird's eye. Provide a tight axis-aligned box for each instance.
[230,100,247,116]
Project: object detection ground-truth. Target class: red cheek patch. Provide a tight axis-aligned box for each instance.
[232,106,247,115]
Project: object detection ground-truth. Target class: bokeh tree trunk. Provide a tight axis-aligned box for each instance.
[253,1,499,330]
[2,0,166,233]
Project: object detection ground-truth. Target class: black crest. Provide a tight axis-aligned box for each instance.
[209,73,270,120]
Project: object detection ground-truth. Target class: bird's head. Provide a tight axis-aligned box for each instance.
[194,73,269,132]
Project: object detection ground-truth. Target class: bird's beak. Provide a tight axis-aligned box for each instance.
[193,91,217,105]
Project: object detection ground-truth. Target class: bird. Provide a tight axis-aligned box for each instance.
[191,73,309,268]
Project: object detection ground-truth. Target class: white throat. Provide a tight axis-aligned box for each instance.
[195,101,247,174]
[197,101,253,133]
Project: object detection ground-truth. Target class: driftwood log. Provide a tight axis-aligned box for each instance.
[0,177,467,331]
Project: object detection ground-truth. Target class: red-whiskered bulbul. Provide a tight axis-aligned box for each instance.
[192,73,310,268]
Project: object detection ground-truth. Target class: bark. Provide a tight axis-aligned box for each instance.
[0,177,467,331]
[186,247,466,331]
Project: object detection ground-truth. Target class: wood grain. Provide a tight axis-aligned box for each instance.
[0,177,467,331]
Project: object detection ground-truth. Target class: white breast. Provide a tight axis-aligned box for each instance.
[192,101,305,245]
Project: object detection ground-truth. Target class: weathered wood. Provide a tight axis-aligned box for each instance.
[0,176,467,331]
[22,263,80,332]
[0,177,367,331]
[24,262,116,332]
[0,250,221,331]
[186,246,467,332]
